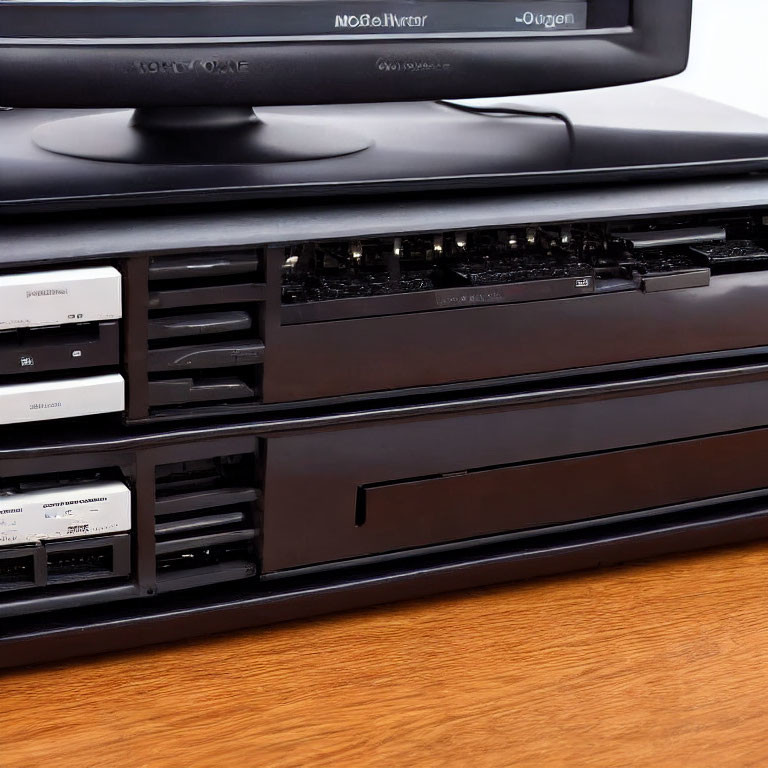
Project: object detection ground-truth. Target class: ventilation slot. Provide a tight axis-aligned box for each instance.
[0,546,42,593]
[147,250,265,414]
[154,453,260,592]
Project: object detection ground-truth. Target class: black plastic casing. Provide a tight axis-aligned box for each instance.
[0,0,691,107]
[4,175,768,667]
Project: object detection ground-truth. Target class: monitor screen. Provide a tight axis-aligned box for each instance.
[0,0,598,39]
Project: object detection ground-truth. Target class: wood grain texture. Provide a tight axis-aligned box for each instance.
[3,543,768,768]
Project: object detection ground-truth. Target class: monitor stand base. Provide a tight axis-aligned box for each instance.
[32,107,373,164]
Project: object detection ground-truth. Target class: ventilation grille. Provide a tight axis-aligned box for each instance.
[154,453,260,592]
[147,249,265,413]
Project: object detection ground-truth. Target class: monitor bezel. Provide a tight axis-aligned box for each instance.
[0,0,624,42]
[0,0,692,107]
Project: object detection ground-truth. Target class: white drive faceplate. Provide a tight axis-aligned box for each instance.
[0,480,131,547]
[0,266,122,331]
[0,373,125,424]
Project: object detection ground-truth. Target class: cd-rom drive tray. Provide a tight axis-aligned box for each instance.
[358,438,764,555]
[0,321,119,375]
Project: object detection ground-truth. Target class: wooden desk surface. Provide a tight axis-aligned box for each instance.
[2,542,768,768]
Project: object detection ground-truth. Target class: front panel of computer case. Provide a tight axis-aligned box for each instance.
[6,360,768,667]
[4,177,768,667]
[4,182,768,427]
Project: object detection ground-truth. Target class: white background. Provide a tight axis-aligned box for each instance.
[480,0,768,118]
[668,0,768,116]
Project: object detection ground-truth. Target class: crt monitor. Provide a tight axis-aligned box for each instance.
[0,0,691,106]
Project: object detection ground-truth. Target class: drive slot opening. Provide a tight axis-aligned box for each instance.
[148,252,261,283]
[354,486,367,527]
[156,539,253,574]
[0,552,36,589]
[47,545,113,579]
[44,535,131,585]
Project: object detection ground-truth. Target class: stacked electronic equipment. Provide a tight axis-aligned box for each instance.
[5,0,768,667]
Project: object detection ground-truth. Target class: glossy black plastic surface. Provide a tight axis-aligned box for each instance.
[9,197,768,425]
[7,86,768,668]
[32,108,374,165]
[3,92,768,205]
[5,364,768,667]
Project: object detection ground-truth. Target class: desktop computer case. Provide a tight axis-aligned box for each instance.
[4,176,768,667]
